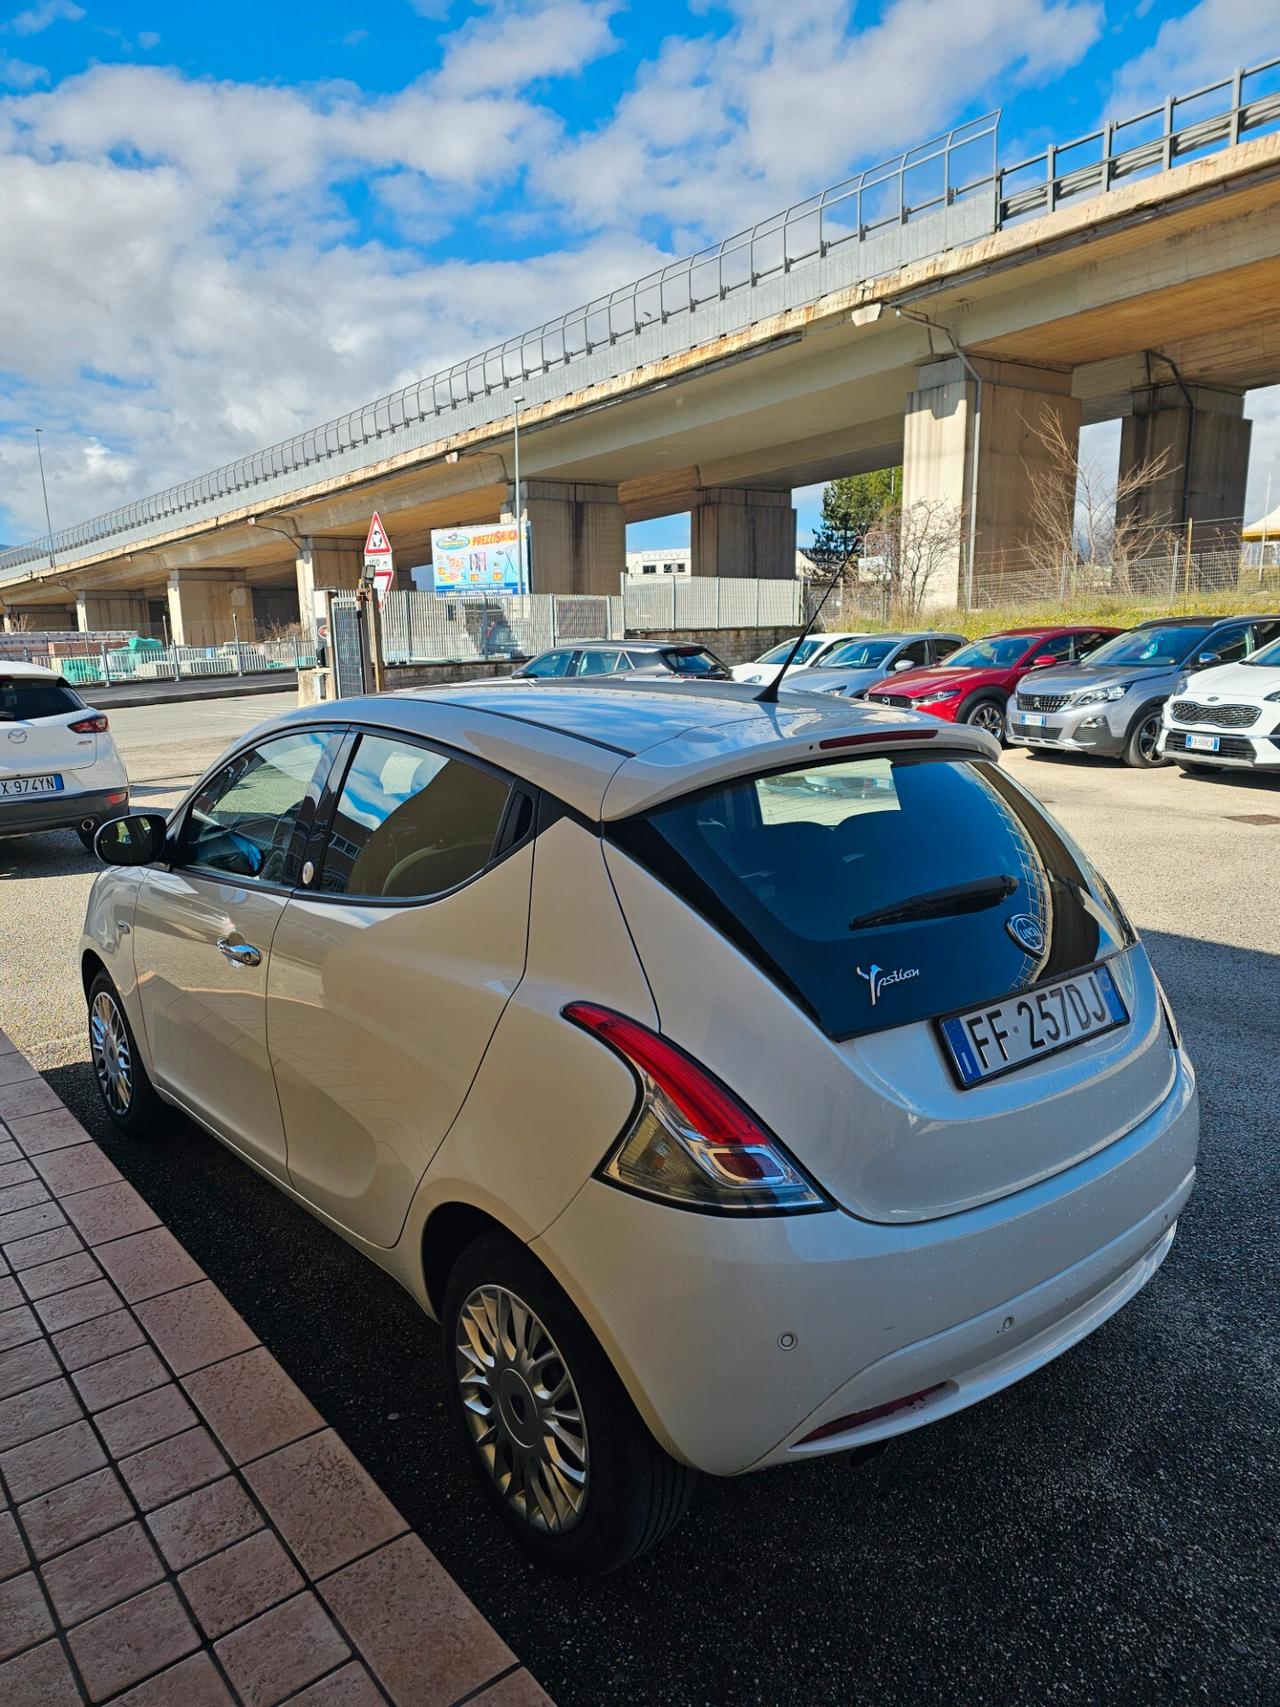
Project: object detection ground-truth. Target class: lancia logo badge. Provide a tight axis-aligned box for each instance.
[1006,914,1046,954]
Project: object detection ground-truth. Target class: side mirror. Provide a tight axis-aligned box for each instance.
[1030,654,1058,667]
[94,813,168,866]
[892,658,914,672]
[1195,651,1221,667]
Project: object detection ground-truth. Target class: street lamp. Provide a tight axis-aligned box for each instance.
[33,428,56,568]
[512,395,527,591]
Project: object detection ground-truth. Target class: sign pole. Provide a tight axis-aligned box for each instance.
[513,395,526,592]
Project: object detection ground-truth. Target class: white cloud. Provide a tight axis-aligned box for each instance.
[6,0,83,36]
[1107,0,1277,114]
[437,1,620,96]
[137,30,159,50]
[0,53,43,84]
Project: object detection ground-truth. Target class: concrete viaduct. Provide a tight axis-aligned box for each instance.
[3,63,1280,642]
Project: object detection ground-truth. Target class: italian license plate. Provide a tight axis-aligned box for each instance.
[1187,733,1220,753]
[1023,713,1048,727]
[939,965,1128,1088]
[0,773,63,798]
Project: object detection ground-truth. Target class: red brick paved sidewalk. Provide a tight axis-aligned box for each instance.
[0,1030,553,1707]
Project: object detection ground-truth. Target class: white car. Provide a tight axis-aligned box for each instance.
[1159,636,1280,773]
[83,679,1197,1573]
[0,662,129,848]
[779,630,966,698]
[730,630,872,685]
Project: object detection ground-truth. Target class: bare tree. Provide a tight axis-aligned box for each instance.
[1022,408,1178,594]
[863,498,964,622]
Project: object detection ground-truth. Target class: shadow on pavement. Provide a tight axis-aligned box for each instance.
[41,924,1279,1707]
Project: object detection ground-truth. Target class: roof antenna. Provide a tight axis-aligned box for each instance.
[755,568,844,704]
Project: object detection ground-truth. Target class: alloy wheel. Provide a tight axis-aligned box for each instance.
[969,701,1005,737]
[455,1283,588,1533]
[89,990,133,1116]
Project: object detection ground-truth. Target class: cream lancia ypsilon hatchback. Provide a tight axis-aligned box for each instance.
[82,680,1198,1573]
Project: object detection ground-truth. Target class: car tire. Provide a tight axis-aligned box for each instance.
[86,970,162,1136]
[442,1229,697,1575]
[958,693,1007,741]
[1122,708,1167,769]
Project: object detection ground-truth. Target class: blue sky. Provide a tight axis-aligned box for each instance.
[0,0,1276,553]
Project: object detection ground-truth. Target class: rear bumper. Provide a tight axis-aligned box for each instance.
[0,784,129,837]
[532,1056,1197,1476]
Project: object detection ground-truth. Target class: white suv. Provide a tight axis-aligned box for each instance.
[0,662,129,848]
[82,680,1196,1572]
[1159,634,1280,774]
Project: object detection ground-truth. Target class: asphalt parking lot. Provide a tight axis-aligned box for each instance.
[2,693,1278,1706]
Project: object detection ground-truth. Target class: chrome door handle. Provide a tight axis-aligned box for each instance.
[216,938,262,967]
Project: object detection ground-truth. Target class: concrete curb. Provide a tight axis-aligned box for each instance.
[0,1032,553,1707]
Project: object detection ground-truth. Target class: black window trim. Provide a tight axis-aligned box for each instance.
[167,723,351,898]
[300,723,537,910]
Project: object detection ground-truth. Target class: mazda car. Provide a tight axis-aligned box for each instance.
[864,626,1118,739]
[82,679,1196,1573]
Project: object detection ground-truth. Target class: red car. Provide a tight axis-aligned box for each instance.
[863,625,1119,739]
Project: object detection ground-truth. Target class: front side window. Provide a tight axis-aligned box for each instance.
[0,676,85,721]
[318,734,511,900]
[1207,627,1250,665]
[610,754,1129,1041]
[894,639,933,667]
[182,730,332,882]
[1025,632,1080,664]
[931,636,963,661]
[758,639,823,667]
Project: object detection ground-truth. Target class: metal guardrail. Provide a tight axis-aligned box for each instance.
[6,638,307,687]
[3,54,1278,580]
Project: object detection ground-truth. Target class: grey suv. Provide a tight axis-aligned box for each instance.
[1007,614,1280,768]
[513,641,730,680]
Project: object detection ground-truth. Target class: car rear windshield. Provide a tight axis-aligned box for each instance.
[660,648,722,675]
[609,753,1131,1040]
[0,676,85,721]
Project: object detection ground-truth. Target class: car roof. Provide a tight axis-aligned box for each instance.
[0,659,61,679]
[267,677,995,821]
[983,625,1116,637]
[1132,613,1274,628]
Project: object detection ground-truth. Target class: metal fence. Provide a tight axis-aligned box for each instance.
[6,638,307,689]
[379,591,625,666]
[622,577,806,631]
[4,54,1277,580]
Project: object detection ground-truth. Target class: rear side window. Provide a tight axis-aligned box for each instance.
[0,677,85,721]
[318,734,510,899]
[661,648,721,675]
[610,755,1130,1040]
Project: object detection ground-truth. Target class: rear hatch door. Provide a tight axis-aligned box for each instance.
[0,675,99,781]
[605,746,1175,1222]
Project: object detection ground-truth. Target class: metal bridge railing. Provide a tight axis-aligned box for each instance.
[3,54,1278,580]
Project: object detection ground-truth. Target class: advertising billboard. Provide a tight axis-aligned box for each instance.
[429,523,528,596]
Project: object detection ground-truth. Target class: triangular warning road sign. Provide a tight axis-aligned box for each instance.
[364,512,392,556]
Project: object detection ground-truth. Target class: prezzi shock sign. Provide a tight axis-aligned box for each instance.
[429,523,527,596]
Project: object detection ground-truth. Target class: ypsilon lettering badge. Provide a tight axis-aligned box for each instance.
[857,963,920,1007]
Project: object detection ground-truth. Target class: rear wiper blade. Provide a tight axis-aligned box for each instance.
[848,874,1018,933]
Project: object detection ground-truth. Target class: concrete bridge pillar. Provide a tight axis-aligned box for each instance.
[901,356,1081,606]
[505,480,625,596]
[75,591,152,635]
[295,539,362,630]
[1118,383,1250,556]
[166,571,249,646]
[690,487,796,580]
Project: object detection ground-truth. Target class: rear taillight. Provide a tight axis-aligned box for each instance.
[69,715,109,733]
[562,1002,830,1214]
